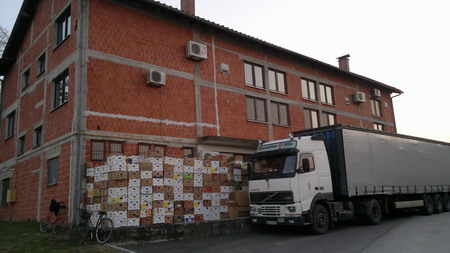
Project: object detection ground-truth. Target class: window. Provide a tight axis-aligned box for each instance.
[322,112,336,126]
[5,111,15,139]
[17,135,25,156]
[271,102,289,126]
[38,53,46,75]
[268,69,286,93]
[374,123,384,131]
[1,178,10,206]
[56,6,71,45]
[53,70,69,109]
[91,141,105,161]
[299,153,315,173]
[244,62,264,88]
[301,78,317,101]
[22,69,30,89]
[110,142,123,154]
[34,126,43,147]
[246,97,267,122]
[138,143,151,156]
[371,99,382,117]
[47,157,58,185]
[319,84,334,105]
[304,108,319,129]
[183,147,195,158]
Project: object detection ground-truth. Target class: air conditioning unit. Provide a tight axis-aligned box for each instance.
[197,150,219,160]
[147,70,166,86]
[353,92,366,103]
[372,88,381,98]
[186,41,207,60]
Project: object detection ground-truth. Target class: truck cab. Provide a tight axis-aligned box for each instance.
[249,135,333,232]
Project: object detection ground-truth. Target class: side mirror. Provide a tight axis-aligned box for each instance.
[301,158,310,173]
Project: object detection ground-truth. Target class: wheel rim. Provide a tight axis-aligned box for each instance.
[96,219,113,244]
[316,211,328,228]
[73,224,89,245]
[372,206,380,218]
[52,218,63,234]
[39,218,50,232]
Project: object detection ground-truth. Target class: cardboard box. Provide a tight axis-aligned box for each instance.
[141,178,153,186]
[153,171,164,178]
[109,203,128,211]
[183,186,194,193]
[164,171,174,179]
[174,201,184,208]
[100,181,108,189]
[174,207,184,215]
[184,201,194,209]
[185,207,195,214]
[108,179,128,188]
[194,193,203,200]
[220,212,229,219]
[153,178,164,186]
[228,206,238,218]
[194,214,204,222]
[163,163,174,171]
[183,179,194,186]
[203,174,212,181]
[109,171,128,180]
[140,217,153,226]
[211,186,220,193]
[229,191,249,206]
[140,162,153,171]
[165,215,173,224]
[174,215,184,223]
[238,206,250,217]
[148,149,164,157]
[203,200,212,207]
[203,179,212,187]
[219,159,229,167]
[193,187,203,194]
[165,193,174,201]
[128,210,140,218]
[164,185,174,193]
[203,160,211,167]
[184,158,195,166]
[153,200,164,208]
[220,199,229,206]
[128,171,140,179]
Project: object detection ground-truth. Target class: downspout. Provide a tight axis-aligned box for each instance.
[390,92,402,133]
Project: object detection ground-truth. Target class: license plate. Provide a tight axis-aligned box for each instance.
[266,220,277,225]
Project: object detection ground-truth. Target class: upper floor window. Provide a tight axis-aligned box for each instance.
[183,147,195,158]
[301,78,317,101]
[244,62,264,89]
[319,84,334,105]
[374,123,384,131]
[22,69,30,89]
[304,108,319,129]
[271,102,289,126]
[5,111,15,139]
[371,99,382,117]
[91,140,105,161]
[53,70,69,109]
[17,135,25,156]
[246,96,267,122]
[34,126,43,148]
[47,157,58,186]
[56,6,71,45]
[38,53,46,75]
[322,112,336,126]
[268,69,286,93]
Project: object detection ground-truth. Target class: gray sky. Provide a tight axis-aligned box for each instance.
[1,0,449,142]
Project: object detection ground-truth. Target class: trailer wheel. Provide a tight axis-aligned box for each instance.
[433,194,443,214]
[442,194,450,212]
[310,204,329,235]
[365,199,382,225]
[422,194,434,215]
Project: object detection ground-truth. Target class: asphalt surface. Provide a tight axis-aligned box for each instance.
[116,211,450,253]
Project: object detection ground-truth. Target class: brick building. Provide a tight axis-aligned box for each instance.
[0,0,402,223]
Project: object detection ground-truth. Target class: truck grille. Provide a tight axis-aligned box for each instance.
[261,206,281,216]
[250,191,294,204]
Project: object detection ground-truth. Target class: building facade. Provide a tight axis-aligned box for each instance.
[0,0,402,223]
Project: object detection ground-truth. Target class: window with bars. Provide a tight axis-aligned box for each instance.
[244,62,264,89]
[304,108,319,129]
[137,143,151,156]
[246,96,267,122]
[371,99,382,117]
[301,78,317,101]
[268,69,286,93]
[319,84,334,105]
[110,142,123,154]
[271,102,289,126]
[91,141,105,161]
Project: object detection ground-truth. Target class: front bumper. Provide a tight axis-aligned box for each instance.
[250,216,305,226]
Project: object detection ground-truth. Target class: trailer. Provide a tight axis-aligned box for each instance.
[248,124,450,234]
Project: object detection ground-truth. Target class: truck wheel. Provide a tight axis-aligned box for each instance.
[442,194,450,212]
[433,194,443,214]
[366,199,382,225]
[309,204,329,235]
[422,194,434,215]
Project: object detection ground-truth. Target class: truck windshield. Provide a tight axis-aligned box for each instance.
[250,153,297,180]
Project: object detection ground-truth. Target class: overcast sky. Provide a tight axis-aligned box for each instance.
[1,0,449,142]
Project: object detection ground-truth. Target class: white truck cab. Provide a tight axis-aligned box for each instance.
[249,136,333,227]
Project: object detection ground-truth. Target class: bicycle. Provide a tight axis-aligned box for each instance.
[72,209,114,245]
[39,199,66,233]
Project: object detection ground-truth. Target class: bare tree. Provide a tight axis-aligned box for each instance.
[0,25,9,56]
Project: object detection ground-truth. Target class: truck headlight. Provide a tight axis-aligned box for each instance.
[287,206,296,213]
[250,206,257,213]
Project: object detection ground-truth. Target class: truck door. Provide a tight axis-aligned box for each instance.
[298,153,319,212]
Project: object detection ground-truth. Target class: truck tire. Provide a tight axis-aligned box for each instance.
[309,204,329,235]
[433,194,443,214]
[365,199,382,225]
[442,194,450,212]
[422,194,434,215]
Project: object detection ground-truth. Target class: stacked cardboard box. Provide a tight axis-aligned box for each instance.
[84,153,249,227]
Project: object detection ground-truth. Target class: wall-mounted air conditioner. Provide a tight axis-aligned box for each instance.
[353,92,366,103]
[372,88,381,98]
[147,70,166,86]
[186,41,207,60]
[197,150,219,160]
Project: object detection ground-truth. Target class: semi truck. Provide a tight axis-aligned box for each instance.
[249,124,450,234]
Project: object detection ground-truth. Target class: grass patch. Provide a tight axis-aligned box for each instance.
[0,221,122,253]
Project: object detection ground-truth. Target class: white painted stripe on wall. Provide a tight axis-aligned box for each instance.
[85,111,218,129]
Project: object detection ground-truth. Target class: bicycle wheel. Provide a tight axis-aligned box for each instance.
[52,217,64,234]
[72,222,90,245]
[95,218,113,244]
[39,217,50,232]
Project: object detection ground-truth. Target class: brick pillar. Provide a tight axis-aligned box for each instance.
[337,54,350,71]
[181,0,195,15]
